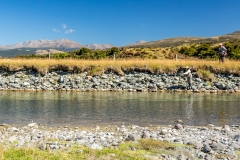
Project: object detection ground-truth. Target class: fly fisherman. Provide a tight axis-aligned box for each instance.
[218,43,227,63]
[181,66,192,90]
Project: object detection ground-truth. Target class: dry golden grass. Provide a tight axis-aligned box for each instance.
[0,58,239,75]
[0,58,236,68]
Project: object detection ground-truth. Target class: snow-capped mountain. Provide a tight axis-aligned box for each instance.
[125,40,147,46]
[3,39,84,50]
[85,44,114,50]
[0,39,115,50]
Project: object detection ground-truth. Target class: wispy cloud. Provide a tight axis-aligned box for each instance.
[53,24,75,34]
[65,29,75,34]
[61,23,67,29]
[53,28,60,32]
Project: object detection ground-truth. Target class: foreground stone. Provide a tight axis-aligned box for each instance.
[0,123,240,159]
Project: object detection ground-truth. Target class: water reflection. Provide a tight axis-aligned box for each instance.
[0,91,239,127]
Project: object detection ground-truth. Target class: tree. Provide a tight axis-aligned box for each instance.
[108,47,119,56]
[179,45,197,56]
[76,47,91,56]
[93,50,107,59]
[195,43,213,58]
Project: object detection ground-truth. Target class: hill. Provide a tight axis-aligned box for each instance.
[0,48,37,57]
[127,31,240,48]
[0,48,78,58]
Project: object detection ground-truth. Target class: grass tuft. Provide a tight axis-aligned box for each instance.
[196,69,215,81]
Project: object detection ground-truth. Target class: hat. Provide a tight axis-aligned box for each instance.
[184,66,189,68]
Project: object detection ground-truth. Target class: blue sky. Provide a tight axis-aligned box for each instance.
[0,0,240,46]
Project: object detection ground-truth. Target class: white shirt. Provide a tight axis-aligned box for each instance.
[219,46,227,55]
[183,69,191,75]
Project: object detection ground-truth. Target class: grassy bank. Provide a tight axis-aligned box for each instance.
[0,139,187,160]
[0,59,240,76]
[1,139,236,159]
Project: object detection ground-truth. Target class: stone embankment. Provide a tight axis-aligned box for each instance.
[0,70,239,92]
[1,123,240,159]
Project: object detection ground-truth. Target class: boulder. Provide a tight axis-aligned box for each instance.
[174,124,183,130]
[126,134,140,141]
[38,143,47,150]
[142,131,151,139]
[22,82,30,87]
[28,123,38,128]
[222,125,231,132]
[214,82,225,90]
[160,128,168,135]
[202,144,212,153]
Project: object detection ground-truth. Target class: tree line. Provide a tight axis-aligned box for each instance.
[178,40,240,60]
[16,47,120,59]
[16,41,240,60]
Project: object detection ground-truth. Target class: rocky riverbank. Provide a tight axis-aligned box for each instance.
[0,70,240,93]
[1,123,240,159]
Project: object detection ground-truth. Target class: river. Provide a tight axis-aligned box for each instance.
[0,91,239,127]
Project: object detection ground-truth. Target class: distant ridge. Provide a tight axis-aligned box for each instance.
[35,49,64,55]
[3,39,84,50]
[126,40,147,46]
[225,30,240,36]
[85,44,114,50]
[0,39,115,50]
[0,39,116,57]
[126,30,240,48]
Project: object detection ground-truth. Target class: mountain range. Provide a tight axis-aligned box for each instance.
[0,30,240,57]
[0,39,148,57]
[0,39,114,50]
[0,39,116,57]
[128,31,240,48]
[1,31,240,50]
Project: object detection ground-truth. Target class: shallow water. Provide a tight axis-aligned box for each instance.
[0,91,239,127]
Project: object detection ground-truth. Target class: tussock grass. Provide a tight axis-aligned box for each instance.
[139,139,175,151]
[0,139,191,160]
[0,59,240,75]
[0,144,145,160]
[4,138,231,159]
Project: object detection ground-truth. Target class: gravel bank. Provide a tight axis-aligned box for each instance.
[0,70,239,93]
[1,123,240,159]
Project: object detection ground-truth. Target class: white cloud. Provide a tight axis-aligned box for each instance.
[53,24,74,34]
[65,29,75,34]
[61,23,67,29]
[53,28,60,32]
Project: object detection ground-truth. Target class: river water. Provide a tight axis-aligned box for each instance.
[0,91,239,127]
